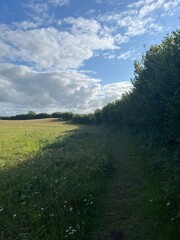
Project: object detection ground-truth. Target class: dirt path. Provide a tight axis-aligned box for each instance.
[91,132,146,240]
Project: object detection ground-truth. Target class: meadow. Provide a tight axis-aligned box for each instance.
[1,119,179,240]
[0,119,112,240]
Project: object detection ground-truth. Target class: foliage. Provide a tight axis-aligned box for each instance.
[72,114,95,125]
[94,109,102,124]
[0,111,95,125]
[99,30,180,145]
[93,30,180,234]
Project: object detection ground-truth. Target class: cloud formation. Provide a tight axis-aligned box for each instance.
[0,63,99,106]
[97,0,179,37]
[101,82,133,106]
[117,50,137,60]
[0,0,179,115]
[0,19,117,71]
[0,63,132,115]
[48,0,69,6]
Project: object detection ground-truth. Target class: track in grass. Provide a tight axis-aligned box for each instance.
[91,130,179,240]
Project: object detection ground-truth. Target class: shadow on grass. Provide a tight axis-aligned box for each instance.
[0,124,112,240]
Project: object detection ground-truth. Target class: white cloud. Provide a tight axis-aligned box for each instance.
[99,11,156,37]
[24,1,54,26]
[149,23,163,33]
[128,0,180,17]
[114,33,129,44]
[97,0,180,37]
[101,82,133,106]
[0,63,132,115]
[125,17,155,36]
[0,14,133,115]
[0,0,178,116]
[64,17,101,34]
[95,0,123,5]
[0,39,13,58]
[117,50,136,60]
[48,0,69,6]
[103,53,116,59]
[12,21,40,30]
[23,0,70,26]
[128,0,180,13]
[85,9,96,17]
[138,0,164,18]
[103,49,139,61]
[0,63,100,109]
[25,2,49,14]
[162,0,180,16]
[163,0,180,10]
[0,21,117,70]
[128,0,157,9]
[115,13,162,37]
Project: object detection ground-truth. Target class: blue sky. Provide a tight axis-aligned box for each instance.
[0,0,179,115]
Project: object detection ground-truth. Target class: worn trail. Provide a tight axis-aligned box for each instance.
[91,132,146,240]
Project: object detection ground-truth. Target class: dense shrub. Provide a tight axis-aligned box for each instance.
[95,30,180,213]
[99,30,180,147]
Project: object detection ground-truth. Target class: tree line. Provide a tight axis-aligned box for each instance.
[3,30,179,148]
[0,111,95,124]
[98,30,180,147]
[97,30,180,218]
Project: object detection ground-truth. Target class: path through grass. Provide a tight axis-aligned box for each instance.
[91,130,179,240]
[91,131,145,240]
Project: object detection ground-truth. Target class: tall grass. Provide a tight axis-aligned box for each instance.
[117,129,180,240]
[0,119,112,240]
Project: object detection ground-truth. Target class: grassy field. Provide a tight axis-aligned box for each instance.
[0,119,112,240]
[0,119,78,169]
[1,119,178,240]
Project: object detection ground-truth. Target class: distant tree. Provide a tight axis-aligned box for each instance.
[51,112,63,118]
[27,111,36,116]
[34,113,50,119]
[27,111,36,118]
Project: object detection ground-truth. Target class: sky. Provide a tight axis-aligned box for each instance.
[0,0,179,116]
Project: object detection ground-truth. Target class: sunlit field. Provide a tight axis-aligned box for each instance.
[0,119,112,240]
[0,119,78,168]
